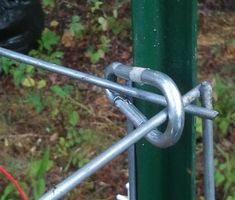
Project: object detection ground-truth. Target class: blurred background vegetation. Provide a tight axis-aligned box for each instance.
[0,0,235,199]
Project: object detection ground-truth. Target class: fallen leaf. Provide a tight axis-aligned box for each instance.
[37,80,47,89]
[61,31,75,47]
[22,77,36,87]
[94,96,109,106]
[50,133,59,142]
[50,20,59,28]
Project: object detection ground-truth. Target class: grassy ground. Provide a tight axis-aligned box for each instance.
[0,1,235,200]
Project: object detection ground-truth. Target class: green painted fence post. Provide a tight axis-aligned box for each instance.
[131,1,197,200]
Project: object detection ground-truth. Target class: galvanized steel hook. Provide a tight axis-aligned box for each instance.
[105,62,185,148]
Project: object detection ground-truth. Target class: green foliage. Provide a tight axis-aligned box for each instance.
[28,149,53,199]
[214,78,235,136]
[29,49,63,65]
[39,30,59,52]
[85,35,110,64]
[0,57,15,75]
[50,84,73,99]
[30,29,63,64]
[215,146,235,199]
[23,83,94,171]
[37,80,47,89]
[195,116,203,139]
[86,48,105,64]
[0,57,35,86]
[88,0,103,12]
[57,128,94,171]
[0,182,28,200]
[84,1,130,64]
[26,93,45,113]
[1,150,52,200]
[0,184,15,200]
[208,76,235,199]
[0,29,62,88]
[107,17,131,36]
[69,15,85,39]
[98,16,108,31]
[0,2,131,198]
[44,84,94,170]
[39,30,60,53]
[69,111,80,126]
[42,0,55,9]
[0,21,96,194]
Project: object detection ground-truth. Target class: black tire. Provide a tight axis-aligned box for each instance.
[0,0,44,53]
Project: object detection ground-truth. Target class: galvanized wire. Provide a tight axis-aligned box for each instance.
[200,82,215,200]
[0,47,216,200]
[39,86,198,200]
[0,48,217,119]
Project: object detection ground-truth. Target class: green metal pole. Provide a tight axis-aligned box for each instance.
[132,1,197,200]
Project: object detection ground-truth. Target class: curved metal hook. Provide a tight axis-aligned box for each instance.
[105,62,185,148]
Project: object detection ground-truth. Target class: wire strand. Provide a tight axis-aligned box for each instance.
[0,165,27,200]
